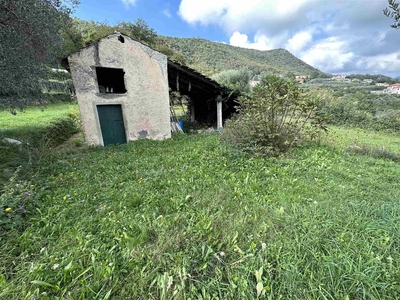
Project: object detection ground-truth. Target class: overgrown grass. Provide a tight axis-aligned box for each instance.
[1,133,400,299]
[323,126,400,154]
[0,103,78,140]
[0,103,80,190]
[346,144,400,162]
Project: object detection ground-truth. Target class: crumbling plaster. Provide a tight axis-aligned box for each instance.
[68,34,171,146]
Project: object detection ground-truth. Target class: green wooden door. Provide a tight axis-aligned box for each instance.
[97,105,127,146]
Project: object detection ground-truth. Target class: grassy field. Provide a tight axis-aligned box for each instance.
[1,123,400,299]
[0,103,80,190]
[325,126,400,154]
[0,103,78,140]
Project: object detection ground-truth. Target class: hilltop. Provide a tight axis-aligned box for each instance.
[161,36,326,77]
[61,19,326,79]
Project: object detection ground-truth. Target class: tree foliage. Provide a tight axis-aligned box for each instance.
[0,0,79,110]
[68,18,187,64]
[161,37,327,78]
[346,73,399,84]
[384,0,400,29]
[116,19,157,45]
[222,76,326,155]
[316,88,400,132]
[71,19,115,47]
[153,44,186,65]
[213,69,251,95]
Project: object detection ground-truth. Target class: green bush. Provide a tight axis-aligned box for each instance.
[222,76,326,155]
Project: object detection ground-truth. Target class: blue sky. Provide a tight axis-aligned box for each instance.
[75,0,223,40]
[75,0,400,77]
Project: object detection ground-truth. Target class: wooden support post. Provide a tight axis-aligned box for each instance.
[216,96,223,130]
[176,72,180,92]
[190,99,195,122]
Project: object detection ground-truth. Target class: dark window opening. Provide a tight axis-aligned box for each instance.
[118,35,125,43]
[96,67,127,94]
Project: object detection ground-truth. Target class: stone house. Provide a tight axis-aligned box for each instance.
[66,33,235,146]
[67,33,171,146]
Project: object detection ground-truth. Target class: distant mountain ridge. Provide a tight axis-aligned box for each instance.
[161,36,326,78]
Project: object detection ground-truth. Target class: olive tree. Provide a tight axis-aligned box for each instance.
[213,69,252,95]
[0,0,79,110]
[384,0,400,29]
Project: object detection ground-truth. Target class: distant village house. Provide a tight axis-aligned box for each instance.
[371,83,400,95]
[332,74,346,80]
[385,83,400,94]
[294,75,309,84]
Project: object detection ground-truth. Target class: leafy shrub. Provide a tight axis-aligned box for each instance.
[222,76,326,155]
[67,110,83,133]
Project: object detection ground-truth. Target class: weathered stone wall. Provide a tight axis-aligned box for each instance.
[68,34,171,146]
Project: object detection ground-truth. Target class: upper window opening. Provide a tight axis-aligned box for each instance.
[96,67,126,94]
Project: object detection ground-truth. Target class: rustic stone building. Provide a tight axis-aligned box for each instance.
[67,33,236,146]
[68,33,171,146]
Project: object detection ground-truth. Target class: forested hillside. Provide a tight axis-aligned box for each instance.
[161,37,327,77]
[346,74,399,84]
[63,18,328,80]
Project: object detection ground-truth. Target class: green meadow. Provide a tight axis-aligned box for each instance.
[0,103,78,140]
[1,104,400,299]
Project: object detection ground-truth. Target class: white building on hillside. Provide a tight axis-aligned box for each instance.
[385,84,400,94]
[376,83,390,87]
[332,74,346,80]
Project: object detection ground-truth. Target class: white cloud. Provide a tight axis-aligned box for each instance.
[230,32,251,48]
[357,52,400,72]
[163,8,172,18]
[122,0,137,8]
[178,0,400,75]
[178,0,317,33]
[300,37,354,72]
[286,30,313,54]
[229,31,286,51]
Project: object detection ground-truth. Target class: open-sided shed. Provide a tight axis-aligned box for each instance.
[168,60,236,127]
